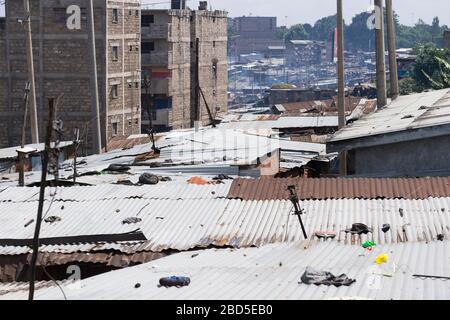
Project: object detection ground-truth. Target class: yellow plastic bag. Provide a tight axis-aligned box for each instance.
[375,254,388,264]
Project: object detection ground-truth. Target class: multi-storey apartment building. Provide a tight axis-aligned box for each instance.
[141,1,227,131]
[0,0,141,152]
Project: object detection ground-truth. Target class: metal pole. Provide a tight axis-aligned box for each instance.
[23,0,39,143]
[337,0,347,176]
[386,0,399,99]
[87,0,102,154]
[375,0,387,107]
[28,98,55,300]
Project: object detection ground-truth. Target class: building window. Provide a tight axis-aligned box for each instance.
[129,45,133,52]
[129,10,132,15]
[135,82,139,89]
[141,15,154,26]
[135,10,139,17]
[112,46,119,61]
[142,42,155,54]
[112,122,118,136]
[112,84,119,99]
[112,9,119,23]
[212,60,218,79]
[213,41,216,48]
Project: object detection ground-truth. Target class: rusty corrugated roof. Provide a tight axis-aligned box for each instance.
[227,177,450,200]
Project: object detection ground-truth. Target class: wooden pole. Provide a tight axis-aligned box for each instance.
[375,0,388,107]
[194,37,200,127]
[386,0,399,99]
[28,98,56,300]
[87,0,102,154]
[337,0,347,176]
[23,0,39,143]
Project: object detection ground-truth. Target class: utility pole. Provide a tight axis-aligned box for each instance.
[337,0,347,176]
[23,0,39,143]
[375,0,387,107]
[19,82,31,187]
[87,0,102,154]
[194,37,200,128]
[386,0,399,99]
[72,128,80,184]
[28,98,56,300]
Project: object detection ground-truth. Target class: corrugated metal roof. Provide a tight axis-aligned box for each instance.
[228,177,450,200]
[0,182,232,203]
[0,142,73,160]
[0,197,449,255]
[330,89,450,142]
[2,241,449,300]
[220,116,338,131]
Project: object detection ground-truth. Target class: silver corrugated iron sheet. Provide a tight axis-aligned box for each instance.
[0,182,232,203]
[330,89,450,142]
[2,241,449,300]
[0,142,73,160]
[0,197,449,255]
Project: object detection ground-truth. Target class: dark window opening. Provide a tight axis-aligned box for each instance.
[112,9,119,23]
[212,61,218,79]
[142,42,155,54]
[112,122,118,136]
[112,46,119,61]
[141,15,154,26]
[112,85,119,99]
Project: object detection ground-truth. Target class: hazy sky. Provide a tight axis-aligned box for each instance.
[1,1,449,27]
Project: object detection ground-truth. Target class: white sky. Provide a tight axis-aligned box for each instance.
[1,1,449,27]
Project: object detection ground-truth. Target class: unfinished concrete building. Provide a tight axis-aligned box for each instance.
[231,16,284,56]
[0,0,141,152]
[141,2,227,131]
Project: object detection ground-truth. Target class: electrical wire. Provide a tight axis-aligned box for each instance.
[41,265,67,300]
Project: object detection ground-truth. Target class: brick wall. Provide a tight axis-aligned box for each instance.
[0,0,141,152]
[192,10,228,126]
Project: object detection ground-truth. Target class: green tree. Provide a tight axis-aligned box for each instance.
[310,15,337,41]
[284,24,310,41]
[345,12,375,51]
[412,44,450,89]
